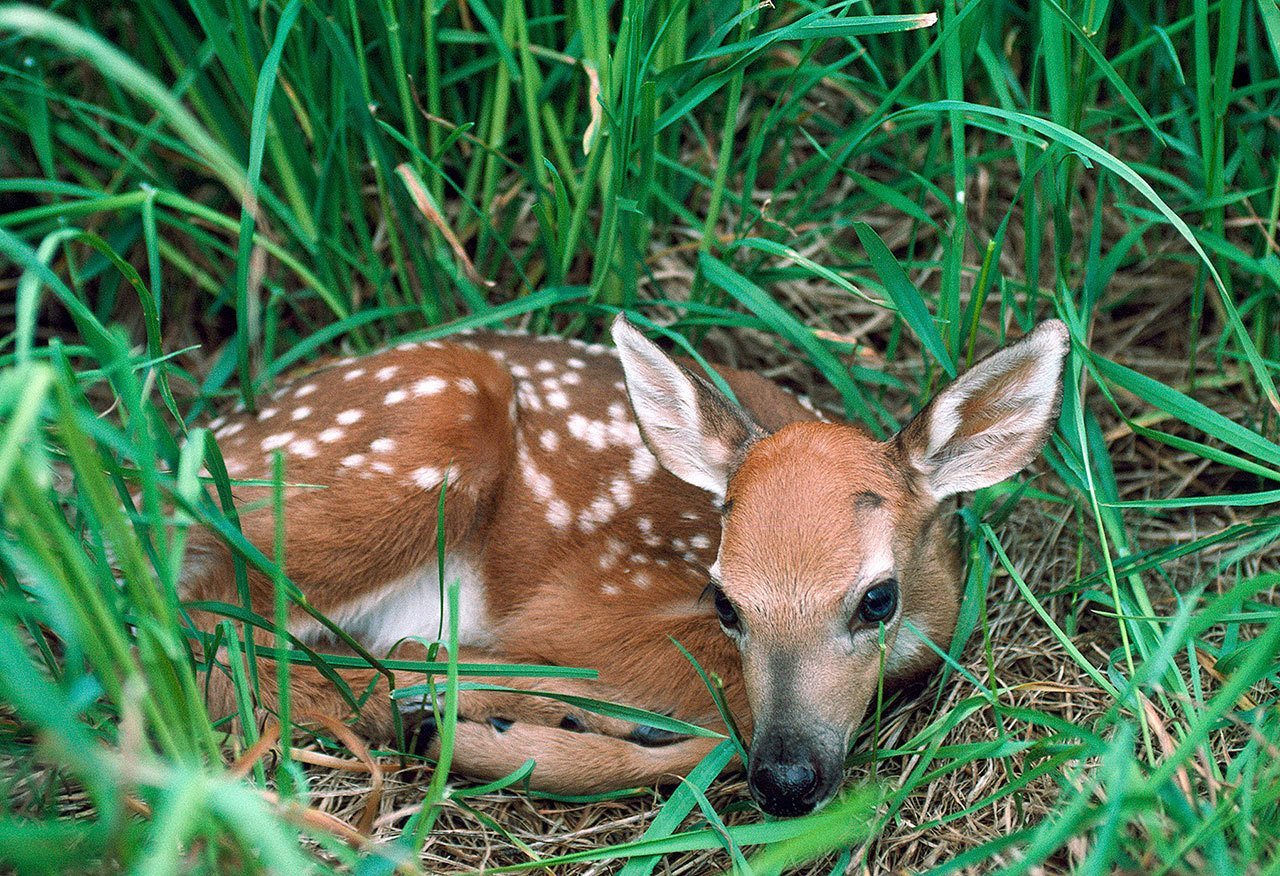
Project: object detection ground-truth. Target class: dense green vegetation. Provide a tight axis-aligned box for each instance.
[1,0,1278,871]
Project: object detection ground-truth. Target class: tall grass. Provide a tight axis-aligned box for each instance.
[0,0,1278,872]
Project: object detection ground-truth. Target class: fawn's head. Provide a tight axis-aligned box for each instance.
[613,315,1070,816]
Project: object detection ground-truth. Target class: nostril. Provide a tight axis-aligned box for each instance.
[778,762,818,796]
[750,758,822,808]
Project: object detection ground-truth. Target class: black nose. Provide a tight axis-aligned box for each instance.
[748,757,823,817]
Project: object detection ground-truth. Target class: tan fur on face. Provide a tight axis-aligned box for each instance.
[720,423,905,617]
[718,423,929,742]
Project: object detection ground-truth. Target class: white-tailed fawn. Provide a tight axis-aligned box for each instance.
[187,315,1069,816]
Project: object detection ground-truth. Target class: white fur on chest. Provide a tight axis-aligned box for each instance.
[292,555,493,653]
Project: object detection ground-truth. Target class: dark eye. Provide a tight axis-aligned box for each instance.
[711,585,741,632]
[858,580,899,624]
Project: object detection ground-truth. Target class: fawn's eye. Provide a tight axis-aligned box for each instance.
[710,584,741,633]
[858,579,899,624]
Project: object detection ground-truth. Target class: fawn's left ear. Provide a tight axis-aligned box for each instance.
[896,320,1070,500]
[612,315,766,500]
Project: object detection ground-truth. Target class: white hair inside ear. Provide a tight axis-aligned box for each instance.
[899,320,1070,499]
[611,315,765,500]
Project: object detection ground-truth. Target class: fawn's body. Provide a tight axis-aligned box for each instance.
[188,319,1068,816]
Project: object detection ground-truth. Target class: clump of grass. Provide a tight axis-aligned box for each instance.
[1,0,1278,872]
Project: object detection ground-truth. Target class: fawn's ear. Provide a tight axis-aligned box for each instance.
[612,315,766,500]
[896,320,1070,500]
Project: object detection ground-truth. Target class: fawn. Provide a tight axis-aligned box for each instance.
[187,315,1069,817]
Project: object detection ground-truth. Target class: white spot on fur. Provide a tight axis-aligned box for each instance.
[630,447,659,481]
[295,384,317,398]
[291,406,312,421]
[457,378,479,395]
[257,407,278,421]
[261,432,294,451]
[609,477,633,509]
[690,534,712,550]
[319,427,345,444]
[561,371,582,385]
[607,418,641,447]
[344,369,365,381]
[517,383,543,412]
[413,376,447,396]
[546,499,572,529]
[385,389,408,405]
[370,461,395,475]
[376,365,400,382]
[536,360,555,373]
[337,409,364,425]
[578,495,616,532]
[567,358,586,369]
[371,438,396,453]
[519,444,556,501]
[568,414,608,451]
[540,429,560,452]
[510,364,530,378]
[289,439,318,459]
[215,422,244,439]
[341,454,365,468]
[602,583,621,596]
[411,466,443,490]
[636,517,653,534]
[546,390,570,409]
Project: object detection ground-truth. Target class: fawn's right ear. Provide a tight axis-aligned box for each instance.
[612,315,766,500]
[895,320,1070,500]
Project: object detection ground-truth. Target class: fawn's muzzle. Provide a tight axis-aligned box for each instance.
[747,730,843,817]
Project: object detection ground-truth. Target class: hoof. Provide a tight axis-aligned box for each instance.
[407,712,438,754]
[628,724,684,747]
[558,714,586,733]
